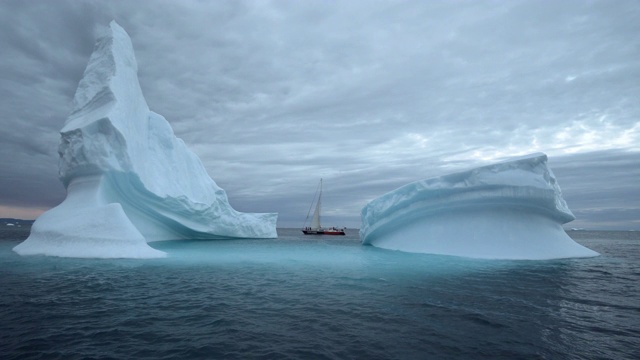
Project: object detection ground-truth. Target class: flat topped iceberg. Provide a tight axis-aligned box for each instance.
[14,21,277,259]
[360,153,598,260]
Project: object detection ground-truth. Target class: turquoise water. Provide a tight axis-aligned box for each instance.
[1,226,639,359]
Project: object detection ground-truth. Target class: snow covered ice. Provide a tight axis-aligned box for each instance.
[14,21,277,259]
[360,153,599,260]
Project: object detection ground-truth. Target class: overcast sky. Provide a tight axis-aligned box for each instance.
[0,0,638,230]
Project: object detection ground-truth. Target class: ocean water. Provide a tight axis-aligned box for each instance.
[1,225,638,359]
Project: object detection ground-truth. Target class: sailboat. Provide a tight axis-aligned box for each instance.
[302,179,346,235]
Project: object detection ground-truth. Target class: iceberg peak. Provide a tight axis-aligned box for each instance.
[68,21,142,126]
[14,21,277,259]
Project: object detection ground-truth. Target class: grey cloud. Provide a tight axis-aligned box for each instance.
[0,0,638,230]
[548,150,640,230]
[550,150,640,212]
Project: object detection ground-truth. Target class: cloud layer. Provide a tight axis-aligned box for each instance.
[0,0,638,229]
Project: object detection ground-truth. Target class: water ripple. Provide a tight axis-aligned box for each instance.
[1,230,639,359]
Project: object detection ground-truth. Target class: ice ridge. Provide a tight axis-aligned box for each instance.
[360,153,599,260]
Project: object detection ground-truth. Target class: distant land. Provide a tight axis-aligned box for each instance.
[0,218,34,226]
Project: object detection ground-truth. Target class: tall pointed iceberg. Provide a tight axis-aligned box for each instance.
[360,153,598,260]
[14,21,277,258]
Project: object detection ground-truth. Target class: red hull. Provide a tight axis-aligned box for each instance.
[302,229,346,235]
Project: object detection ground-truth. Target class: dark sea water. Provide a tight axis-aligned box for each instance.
[1,225,639,360]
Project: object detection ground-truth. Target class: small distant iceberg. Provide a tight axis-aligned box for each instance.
[360,153,599,260]
[13,21,277,259]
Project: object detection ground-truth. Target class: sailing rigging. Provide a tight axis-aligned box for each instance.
[302,179,346,235]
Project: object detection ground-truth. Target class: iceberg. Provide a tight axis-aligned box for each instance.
[14,21,277,259]
[360,153,598,260]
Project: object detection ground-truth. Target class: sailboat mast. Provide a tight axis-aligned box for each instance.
[310,178,322,229]
[302,178,345,235]
[318,178,322,228]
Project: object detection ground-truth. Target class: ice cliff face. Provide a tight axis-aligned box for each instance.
[360,153,598,260]
[14,21,277,258]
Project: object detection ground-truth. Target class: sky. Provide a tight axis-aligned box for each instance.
[0,0,639,230]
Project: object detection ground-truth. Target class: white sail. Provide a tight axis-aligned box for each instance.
[310,179,322,229]
[302,178,345,235]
